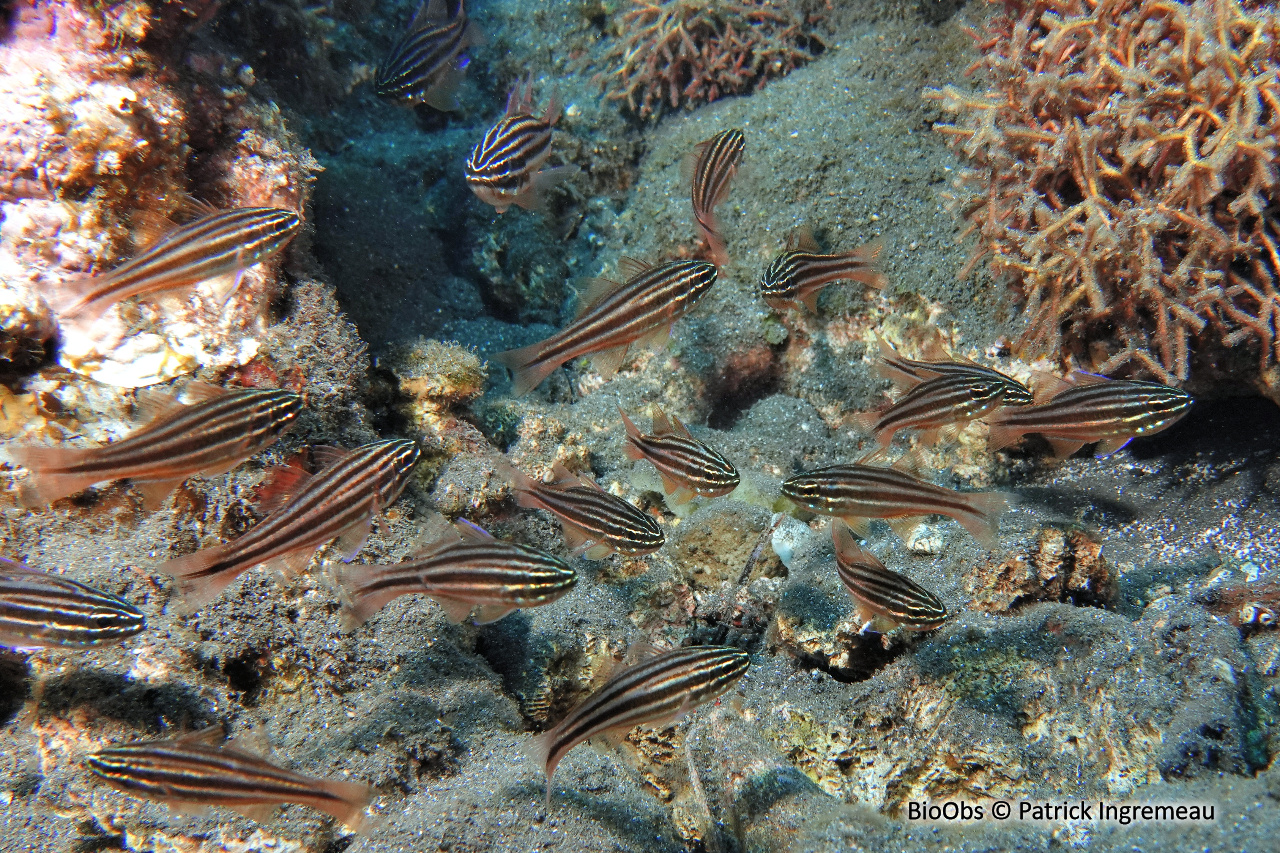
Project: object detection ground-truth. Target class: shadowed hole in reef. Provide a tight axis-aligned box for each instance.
[777,584,907,683]
[222,649,271,706]
[0,652,30,724]
[708,345,782,429]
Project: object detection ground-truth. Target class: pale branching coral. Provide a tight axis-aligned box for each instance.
[927,0,1280,384]
[598,0,825,119]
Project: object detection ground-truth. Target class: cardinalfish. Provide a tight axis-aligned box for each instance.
[375,0,479,110]
[619,406,739,504]
[853,373,1009,448]
[758,231,885,312]
[781,460,1008,548]
[5,383,300,510]
[987,373,1193,458]
[0,558,145,650]
[494,458,664,559]
[495,258,717,395]
[875,336,1033,404]
[158,440,421,612]
[831,521,947,633]
[49,207,300,333]
[87,728,372,830]
[335,517,577,628]
[527,645,749,806]
[466,78,579,213]
[689,129,744,266]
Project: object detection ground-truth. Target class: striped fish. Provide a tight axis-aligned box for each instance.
[619,406,739,504]
[87,728,371,830]
[689,129,744,266]
[987,373,1193,458]
[466,78,579,213]
[0,558,144,650]
[495,258,717,395]
[526,645,749,806]
[335,517,577,628]
[831,521,947,632]
[758,231,885,312]
[875,336,1033,404]
[158,439,421,612]
[49,207,300,332]
[375,0,478,110]
[781,461,1007,548]
[494,458,664,558]
[853,373,1008,448]
[6,383,301,509]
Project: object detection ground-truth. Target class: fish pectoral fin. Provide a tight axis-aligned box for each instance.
[561,523,596,554]
[203,269,246,307]
[887,516,926,545]
[589,343,631,379]
[839,516,873,539]
[229,802,278,823]
[134,477,185,512]
[422,63,466,112]
[254,465,312,515]
[432,596,476,624]
[1093,436,1132,456]
[1046,438,1087,458]
[335,517,373,562]
[473,604,518,624]
[799,289,823,314]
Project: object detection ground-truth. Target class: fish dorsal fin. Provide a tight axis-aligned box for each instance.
[623,636,662,666]
[831,518,869,564]
[0,556,33,572]
[575,276,623,319]
[920,336,953,362]
[786,225,820,253]
[255,465,312,515]
[453,518,494,541]
[411,0,451,29]
[225,728,274,758]
[174,724,227,747]
[133,386,187,424]
[1065,370,1112,387]
[853,445,893,467]
[548,462,584,488]
[616,256,652,280]
[182,380,227,404]
[128,210,177,251]
[1030,371,1073,403]
[668,413,694,439]
[649,406,673,435]
[173,193,221,222]
[310,445,350,471]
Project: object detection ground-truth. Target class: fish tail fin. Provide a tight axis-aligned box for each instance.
[5,445,101,506]
[958,492,1009,550]
[313,778,375,832]
[513,165,581,213]
[524,728,560,809]
[494,341,560,396]
[698,217,729,267]
[333,564,400,629]
[848,411,878,437]
[618,407,645,461]
[846,240,887,289]
[157,544,240,613]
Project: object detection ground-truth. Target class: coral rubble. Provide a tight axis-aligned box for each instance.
[598,0,825,119]
[928,0,1280,388]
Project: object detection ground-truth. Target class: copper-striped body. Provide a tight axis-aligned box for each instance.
[495,259,718,395]
[87,737,370,829]
[690,129,744,266]
[781,462,1006,548]
[375,0,474,106]
[859,374,1007,448]
[338,521,577,626]
[159,440,421,611]
[831,522,947,631]
[0,558,144,649]
[759,245,885,312]
[875,337,1033,404]
[527,645,749,800]
[56,208,300,321]
[620,407,738,503]
[466,79,567,213]
[7,386,301,508]
[988,377,1192,456]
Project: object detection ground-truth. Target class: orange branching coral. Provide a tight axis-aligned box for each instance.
[598,0,824,119]
[926,0,1280,384]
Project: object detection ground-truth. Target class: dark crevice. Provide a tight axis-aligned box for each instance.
[222,649,270,706]
[0,652,30,725]
[707,346,783,430]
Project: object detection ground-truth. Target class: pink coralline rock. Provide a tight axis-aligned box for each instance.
[0,0,317,388]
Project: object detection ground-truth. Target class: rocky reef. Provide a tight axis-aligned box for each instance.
[2,0,1280,851]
